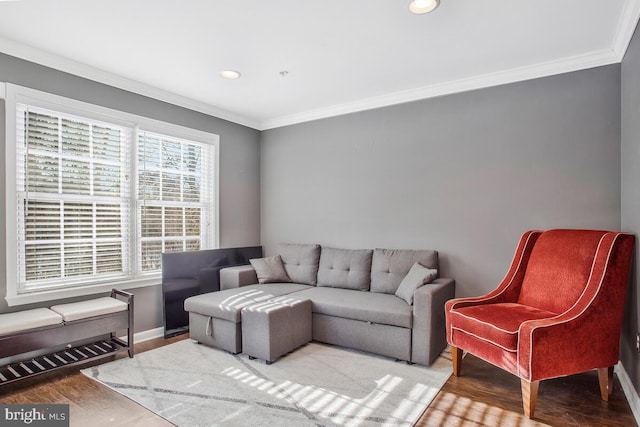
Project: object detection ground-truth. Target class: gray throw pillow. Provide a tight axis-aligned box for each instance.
[395,262,438,305]
[249,255,291,284]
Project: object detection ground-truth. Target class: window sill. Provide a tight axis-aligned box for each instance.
[4,275,161,307]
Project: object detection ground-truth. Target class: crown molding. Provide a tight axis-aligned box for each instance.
[0,37,261,130]
[1,41,621,132]
[260,48,620,130]
[613,0,640,60]
[262,0,640,130]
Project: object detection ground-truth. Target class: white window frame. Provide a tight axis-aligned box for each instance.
[4,83,220,306]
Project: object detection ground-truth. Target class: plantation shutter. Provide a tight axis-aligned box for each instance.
[11,93,216,298]
[15,104,131,292]
[137,131,212,272]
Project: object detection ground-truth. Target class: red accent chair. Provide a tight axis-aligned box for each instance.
[445,229,635,418]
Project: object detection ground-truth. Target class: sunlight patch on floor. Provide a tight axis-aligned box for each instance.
[222,366,441,426]
[418,391,550,427]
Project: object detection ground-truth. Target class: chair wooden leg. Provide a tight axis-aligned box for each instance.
[521,379,539,419]
[451,346,463,377]
[598,366,614,401]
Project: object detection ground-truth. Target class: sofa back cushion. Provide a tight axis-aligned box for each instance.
[370,248,439,294]
[277,243,321,285]
[317,247,373,291]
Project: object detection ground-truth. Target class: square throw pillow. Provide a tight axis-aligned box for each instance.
[395,262,438,305]
[249,255,291,284]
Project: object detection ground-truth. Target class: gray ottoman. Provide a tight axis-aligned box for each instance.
[184,283,313,354]
[241,297,312,364]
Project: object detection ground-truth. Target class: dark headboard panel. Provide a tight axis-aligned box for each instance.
[161,246,263,337]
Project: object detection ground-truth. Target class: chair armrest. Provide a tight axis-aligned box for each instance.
[412,278,456,365]
[517,232,634,381]
[445,230,542,313]
[517,306,618,382]
[220,265,258,290]
[518,298,627,381]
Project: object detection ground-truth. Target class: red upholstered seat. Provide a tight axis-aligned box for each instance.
[449,303,557,352]
[445,229,634,419]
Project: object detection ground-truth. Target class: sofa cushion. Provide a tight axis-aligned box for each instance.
[278,243,321,285]
[370,248,439,294]
[317,247,373,291]
[250,255,291,284]
[292,287,412,328]
[184,283,312,323]
[395,262,438,305]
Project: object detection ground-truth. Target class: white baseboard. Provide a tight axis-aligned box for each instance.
[616,362,640,424]
[120,327,165,344]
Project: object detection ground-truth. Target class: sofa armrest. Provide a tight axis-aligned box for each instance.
[220,265,258,290]
[412,278,456,365]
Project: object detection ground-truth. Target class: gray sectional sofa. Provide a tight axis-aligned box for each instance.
[184,243,455,366]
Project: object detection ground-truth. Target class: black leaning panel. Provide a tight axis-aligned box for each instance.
[161,246,263,337]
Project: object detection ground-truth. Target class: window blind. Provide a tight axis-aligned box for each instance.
[15,105,131,292]
[13,103,214,294]
[137,131,211,272]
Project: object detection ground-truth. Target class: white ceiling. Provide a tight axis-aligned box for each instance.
[0,0,638,130]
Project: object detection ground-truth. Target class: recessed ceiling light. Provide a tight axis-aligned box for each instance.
[408,0,440,14]
[219,70,241,79]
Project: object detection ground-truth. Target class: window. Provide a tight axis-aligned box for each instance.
[17,107,131,290]
[5,84,218,305]
[137,131,212,271]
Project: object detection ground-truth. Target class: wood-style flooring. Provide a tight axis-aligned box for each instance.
[1,335,636,427]
[418,353,637,427]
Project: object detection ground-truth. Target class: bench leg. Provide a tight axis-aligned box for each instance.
[111,288,135,358]
[128,294,135,358]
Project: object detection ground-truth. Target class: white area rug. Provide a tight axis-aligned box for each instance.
[82,340,452,427]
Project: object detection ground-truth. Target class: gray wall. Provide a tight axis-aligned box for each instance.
[622,19,640,400]
[261,65,622,299]
[0,46,630,367]
[0,53,261,333]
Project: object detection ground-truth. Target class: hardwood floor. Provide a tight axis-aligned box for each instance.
[1,336,636,426]
[418,353,637,427]
[0,336,181,427]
